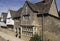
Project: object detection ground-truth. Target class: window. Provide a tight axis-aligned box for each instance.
[23,15,29,21]
[22,26,33,36]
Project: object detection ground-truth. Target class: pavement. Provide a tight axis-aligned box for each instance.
[0,31,24,41]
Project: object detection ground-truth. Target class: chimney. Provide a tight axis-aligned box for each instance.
[44,0,50,2]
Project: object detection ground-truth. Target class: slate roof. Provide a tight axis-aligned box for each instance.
[10,10,20,19]
[19,0,54,14]
[34,0,53,14]
[10,0,58,19]
[25,1,38,12]
[25,0,59,17]
[9,7,23,19]
[21,0,53,14]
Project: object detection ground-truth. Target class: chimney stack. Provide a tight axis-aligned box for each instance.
[44,0,50,2]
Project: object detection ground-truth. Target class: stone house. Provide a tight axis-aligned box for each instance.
[19,0,60,41]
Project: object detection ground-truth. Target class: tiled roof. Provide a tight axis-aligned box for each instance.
[9,7,23,19]
[10,10,20,19]
[21,0,53,14]
[25,1,38,12]
[34,0,53,14]
[10,0,58,18]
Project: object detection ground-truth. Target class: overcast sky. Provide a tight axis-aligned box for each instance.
[0,0,60,16]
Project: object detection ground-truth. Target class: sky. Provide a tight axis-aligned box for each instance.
[0,0,60,16]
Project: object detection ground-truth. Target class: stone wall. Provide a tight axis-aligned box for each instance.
[37,15,60,41]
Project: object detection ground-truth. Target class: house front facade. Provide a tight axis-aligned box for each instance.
[6,10,14,29]
[19,0,60,41]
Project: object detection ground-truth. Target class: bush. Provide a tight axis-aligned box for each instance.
[30,34,41,41]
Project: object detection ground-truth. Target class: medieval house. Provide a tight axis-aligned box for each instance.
[15,0,60,41]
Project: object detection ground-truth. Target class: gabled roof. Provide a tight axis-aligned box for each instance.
[23,0,52,14]
[25,1,39,12]
[8,0,58,19]
[1,12,7,21]
[10,10,20,19]
[25,0,58,17]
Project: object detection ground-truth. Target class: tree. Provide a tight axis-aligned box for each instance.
[29,34,41,41]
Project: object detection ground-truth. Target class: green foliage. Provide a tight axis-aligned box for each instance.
[30,34,41,41]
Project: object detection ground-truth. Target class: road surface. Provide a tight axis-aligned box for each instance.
[0,31,24,41]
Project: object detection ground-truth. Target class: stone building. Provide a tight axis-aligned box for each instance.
[18,0,60,41]
[11,0,60,41]
[20,0,60,41]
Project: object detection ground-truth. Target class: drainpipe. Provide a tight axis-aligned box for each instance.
[42,13,44,41]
